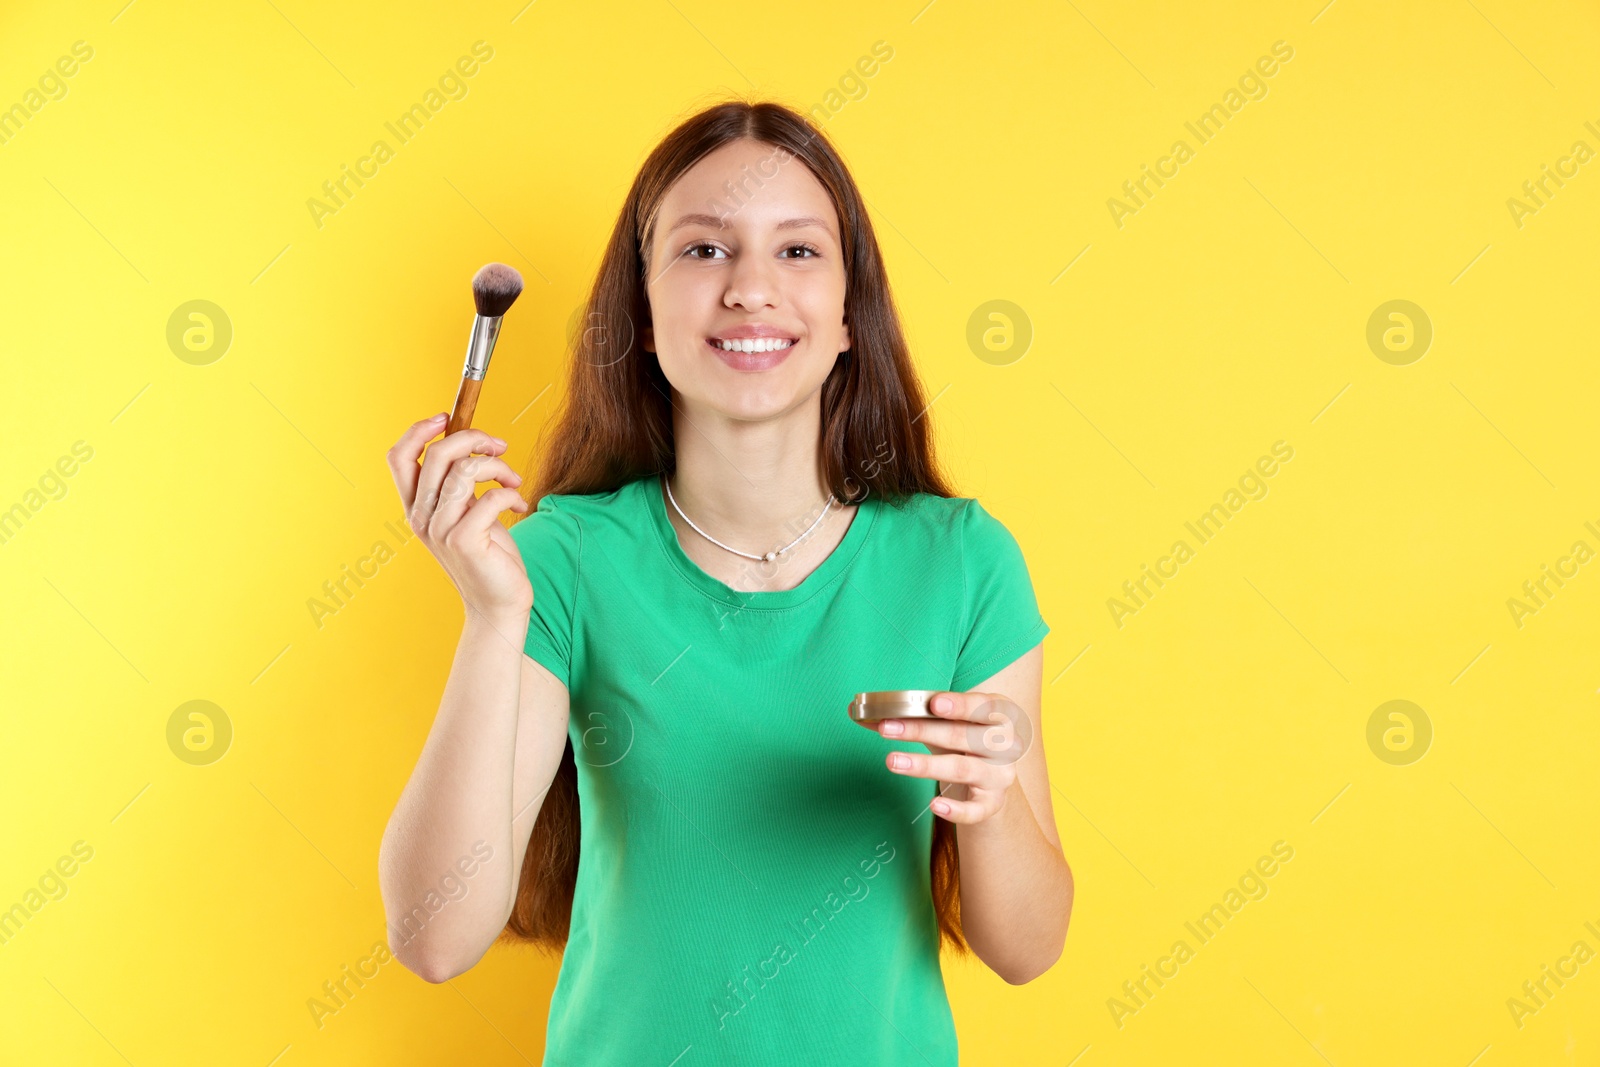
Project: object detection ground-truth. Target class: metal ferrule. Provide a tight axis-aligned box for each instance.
[461,314,504,381]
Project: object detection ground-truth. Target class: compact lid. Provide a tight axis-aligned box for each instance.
[846,689,942,722]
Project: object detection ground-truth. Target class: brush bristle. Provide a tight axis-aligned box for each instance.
[472,262,524,317]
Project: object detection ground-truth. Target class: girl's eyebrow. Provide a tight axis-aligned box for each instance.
[666,213,834,236]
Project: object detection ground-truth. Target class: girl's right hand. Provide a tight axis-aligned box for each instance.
[387,413,534,622]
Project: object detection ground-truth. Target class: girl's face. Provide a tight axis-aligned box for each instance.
[642,138,851,423]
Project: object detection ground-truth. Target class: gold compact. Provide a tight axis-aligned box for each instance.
[846,690,943,724]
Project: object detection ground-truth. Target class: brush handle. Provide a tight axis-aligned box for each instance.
[447,375,482,436]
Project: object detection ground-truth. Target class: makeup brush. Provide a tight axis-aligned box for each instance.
[446,262,524,436]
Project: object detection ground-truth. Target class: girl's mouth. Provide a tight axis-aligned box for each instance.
[706,337,797,353]
[705,336,797,371]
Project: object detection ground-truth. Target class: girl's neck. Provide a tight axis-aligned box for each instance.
[659,470,857,594]
[663,406,856,588]
[666,398,840,544]
[665,461,838,548]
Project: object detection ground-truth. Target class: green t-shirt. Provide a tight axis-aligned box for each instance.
[508,472,1049,1066]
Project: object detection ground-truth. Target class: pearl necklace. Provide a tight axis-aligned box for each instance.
[663,474,837,564]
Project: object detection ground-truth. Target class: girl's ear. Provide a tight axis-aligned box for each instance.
[840,318,851,355]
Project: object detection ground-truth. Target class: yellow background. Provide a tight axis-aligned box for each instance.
[2,0,1597,1063]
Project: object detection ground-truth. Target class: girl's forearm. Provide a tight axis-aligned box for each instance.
[952,779,1074,984]
[378,609,528,980]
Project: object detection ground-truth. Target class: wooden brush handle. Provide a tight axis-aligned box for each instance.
[447,376,482,436]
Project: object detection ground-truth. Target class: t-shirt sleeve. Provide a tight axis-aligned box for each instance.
[950,499,1050,692]
[507,495,582,689]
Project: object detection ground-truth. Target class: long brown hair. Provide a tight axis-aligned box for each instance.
[500,98,968,957]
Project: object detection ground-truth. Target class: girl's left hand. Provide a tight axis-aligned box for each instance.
[873,691,1030,825]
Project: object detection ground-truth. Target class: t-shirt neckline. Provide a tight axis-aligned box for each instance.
[643,472,880,609]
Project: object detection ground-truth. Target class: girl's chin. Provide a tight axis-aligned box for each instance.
[681,380,822,423]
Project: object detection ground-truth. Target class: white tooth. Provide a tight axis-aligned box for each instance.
[715,337,793,352]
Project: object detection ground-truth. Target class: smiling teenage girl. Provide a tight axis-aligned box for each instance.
[380,100,1073,1065]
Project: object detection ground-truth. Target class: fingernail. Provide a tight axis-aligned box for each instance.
[890,753,910,770]
[880,720,904,735]
[431,413,447,422]
[934,695,952,712]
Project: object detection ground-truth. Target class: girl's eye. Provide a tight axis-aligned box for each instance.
[681,243,821,260]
